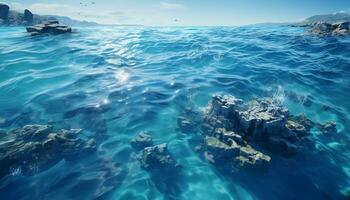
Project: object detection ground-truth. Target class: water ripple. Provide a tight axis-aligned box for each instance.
[0,25,350,199]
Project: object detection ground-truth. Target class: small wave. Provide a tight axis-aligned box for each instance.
[0,25,349,200]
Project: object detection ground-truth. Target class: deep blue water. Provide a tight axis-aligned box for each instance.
[0,25,350,200]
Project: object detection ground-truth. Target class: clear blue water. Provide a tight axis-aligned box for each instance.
[0,25,350,200]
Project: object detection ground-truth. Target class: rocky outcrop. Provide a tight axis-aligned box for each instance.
[0,125,96,178]
[237,98,289,140]
[204,95,289,139]
[130,133,180,173]
[23,9,33,25]
[203,95,316,157]
[140,143,181,173]
[131,132,153,150]
[0,3,36,26]
[176,94,336,171]
[308,21,350,36]
[0,3,9,22]
[0,3,97,27]
[26,20,72,36]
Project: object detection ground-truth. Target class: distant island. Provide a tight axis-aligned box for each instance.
[289,12,350,36]
[0,3,98,27]
[293,12,350,26]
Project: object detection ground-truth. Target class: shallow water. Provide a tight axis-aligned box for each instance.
[0,25,350,200]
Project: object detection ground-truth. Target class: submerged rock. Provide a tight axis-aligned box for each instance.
[289,113,315,132]
[213,128,245,146]
[177,107,202,133]
[205,136,240,161]
[285,120,307,138]
[0,125,96,178]
[140,143,180,173]
[26,20,72,36]
[199,94,326,169]
[204,136,270,170]
[177,116,195,133]
[131,132,153,150]
[318,121,337,136]
[235,145,271,170]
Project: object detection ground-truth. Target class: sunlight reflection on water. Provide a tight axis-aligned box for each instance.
[114,69,130,85]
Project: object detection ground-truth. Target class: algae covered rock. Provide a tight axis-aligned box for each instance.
[235,145,271,170]
[140,143,180,173]
[289,113,315,132]
[204,136,270,170]
[205,136,240,160]
[0,125,96,178]
[285,120,307,138]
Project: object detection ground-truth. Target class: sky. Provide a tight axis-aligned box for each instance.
[2,0,350,26]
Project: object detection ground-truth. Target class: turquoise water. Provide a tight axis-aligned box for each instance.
[0,25,350,200]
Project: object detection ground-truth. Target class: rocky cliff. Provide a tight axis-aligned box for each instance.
[0,3,37,26]
[0,3,98,27]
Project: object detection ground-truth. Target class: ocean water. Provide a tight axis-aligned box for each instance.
[0,25,350,200]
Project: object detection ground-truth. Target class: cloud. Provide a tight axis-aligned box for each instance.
[154,2,185,9]
[9,2,23,10]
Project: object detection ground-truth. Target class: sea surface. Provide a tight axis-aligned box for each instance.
[0,25,350,200]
